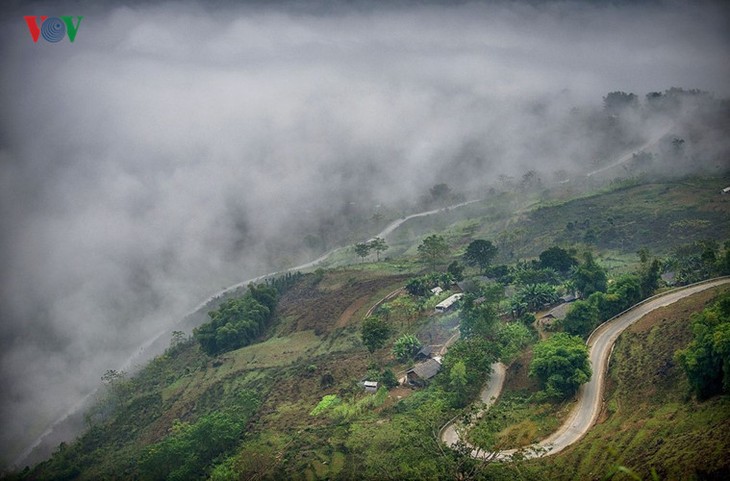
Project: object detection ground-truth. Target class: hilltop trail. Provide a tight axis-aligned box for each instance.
[441,278,730,461]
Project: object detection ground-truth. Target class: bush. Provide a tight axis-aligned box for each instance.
[529,333,591,399]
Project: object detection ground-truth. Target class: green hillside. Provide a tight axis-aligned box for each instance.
[507,285,730,481]
[10,174,730,481]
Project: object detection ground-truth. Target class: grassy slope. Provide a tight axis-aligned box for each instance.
[495,286,730,481]
[345,177,730,272]
[14,175,730,480]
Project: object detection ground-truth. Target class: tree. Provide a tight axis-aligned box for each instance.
[449,360,469,407]
[430,183,452,205]
[463,239,498,274]
[639,258,661,298]
[460,295,499,339]
[562,300,600,338]
[539,246,578,274]
[495,322,532,364]
[513,283,560,312]
[418,234,449,271]
[170,330,187,348]
[447,260,465,282]
[379,369,399,389]
[571,252,608,297]
[194,285,278,356]
[392,334,422,362]
[368,237,388,261]
[603,91,638,114]
[360,316,392,353]
[529,333,591,398]
[354,242,371,263]
[675,293,730,399]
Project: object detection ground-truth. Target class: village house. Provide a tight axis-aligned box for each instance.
[434,293,463,313]
[363,381,378,393]
[539,302,573,329]
[406,357,442,387]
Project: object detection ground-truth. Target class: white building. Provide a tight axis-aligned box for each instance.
[434,293,463,313]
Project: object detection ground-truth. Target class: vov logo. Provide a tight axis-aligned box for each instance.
[24,16,83,43]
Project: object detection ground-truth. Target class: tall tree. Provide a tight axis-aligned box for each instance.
[675,293,730,399]
[463,239,498,274]
[571,252,608,297]
[562,300,600,338]
[368,237,388,261]
[449,360,469,407]
[539,246,578,274]
[360,316,392,353]
[354,242,371,263]
[418,234,449,271]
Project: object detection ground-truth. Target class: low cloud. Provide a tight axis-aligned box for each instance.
[1,0,728,466]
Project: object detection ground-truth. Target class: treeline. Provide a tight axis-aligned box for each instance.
[194,283,278,356]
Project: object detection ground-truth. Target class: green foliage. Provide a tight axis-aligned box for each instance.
[447,260,465,281]
[368,237,388,261]
[139,409,250,481]
[443,337,499,401]
[417,234,450,271]
[529,333,591,399]
[460,295,499,339]
[469,392,564,452]
[667,240,729,284]
[495,322,533,364]
[571,252,608,297]
[310,394,342,416]
[360,316,392,353]
[513,266,561,286]
[392,334,422,362]
[405,272,454,297]
[264,271,303,295]
[675,292,730,399]
[463,239,498,273]
[449,360,469,407]
[637,253,661,298]
[512,283,560,312]
[379,369,399,389]
[193,283,278,356]
[562,299,600,338]
[354,242,371,262]
[539,246,578,274]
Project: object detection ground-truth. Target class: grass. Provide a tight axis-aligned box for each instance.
[468,391,572,451]
[498,285,730,481]
[14,174,730,481]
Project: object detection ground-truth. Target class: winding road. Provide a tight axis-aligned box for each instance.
[441,277,730,461]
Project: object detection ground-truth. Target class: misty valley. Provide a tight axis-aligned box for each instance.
[1,1,729,480]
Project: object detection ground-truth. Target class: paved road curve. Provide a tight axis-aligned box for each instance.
[443,277,730,461]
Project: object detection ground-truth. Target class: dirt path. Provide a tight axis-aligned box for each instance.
[442,277,730,461]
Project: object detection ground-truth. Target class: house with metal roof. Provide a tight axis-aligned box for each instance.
[434,293,463,313]
[406,358,442,386]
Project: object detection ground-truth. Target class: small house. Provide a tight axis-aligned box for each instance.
[435,293,464,313]
[363,381,378,393]
[722,186,730,194]
[560,293,578,303]
[406,358,442,386]
[415,345,433,361]
[661,271,677,286]
[539,302,572,328]
[430,286,444,296]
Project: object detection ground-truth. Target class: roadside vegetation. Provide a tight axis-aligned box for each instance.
[10,169,730,481]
